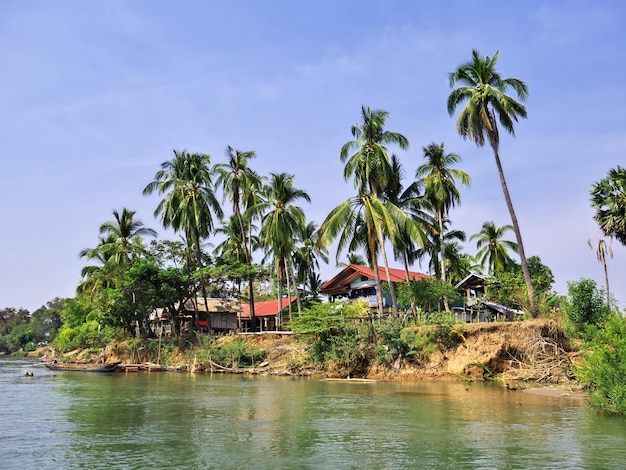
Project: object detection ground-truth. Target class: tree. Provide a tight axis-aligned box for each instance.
[293,221,328,300]
[448,49,538,316]
[416,142,470,287]
[591,166,626,246]
[96,208,157,266]
[215,147,259,323]
[588,237,613,308]
[252,173,311,323]
[471,221,518,274]
[78,209,156,299]
[30,298,65,344]
[322,106,421,316]
[384,154,433,282]
[144,150,223,270]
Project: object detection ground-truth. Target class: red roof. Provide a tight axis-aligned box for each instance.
[319,264,429,293]
[239,297,298,319]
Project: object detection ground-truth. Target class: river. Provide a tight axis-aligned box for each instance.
[1,357,625,469]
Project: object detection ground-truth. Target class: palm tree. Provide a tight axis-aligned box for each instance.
[448,49,538,316]
[443,241,474,286]
[144,150,223,270]
[384,154,432,282]
[336,252,368,267]
[78,209,156,298]
[415,220,466,280]
[471,221,518,274]
[215,146,259,323]
[293,221,329,300]
[329,106,417,316]
[416,142,470,287]
[253,173,311,324]
[590,166,626,246]
[588,236,613,308]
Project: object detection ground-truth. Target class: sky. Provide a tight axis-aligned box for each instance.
[1,1,625,312]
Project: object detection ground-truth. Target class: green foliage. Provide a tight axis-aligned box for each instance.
[563,279,609,334]
[577,315,626,414]
[396,279,460,313]
[53,320,117,351]
[204,337,266,368]
[487,256,557,315]
[290,300,370,334]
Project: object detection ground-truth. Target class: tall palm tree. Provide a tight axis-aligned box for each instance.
[336,252,368,267]
[252,173,310,323]
[144,150,223,270]
[448,49,538,316]
[588,236,613,308]
[215,146,259,323]
[329,106,417,316]
[416,142,470,287]
[471,221,518,274]
[590,166,626,246]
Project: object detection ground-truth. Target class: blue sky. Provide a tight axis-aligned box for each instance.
[1,1,625,312]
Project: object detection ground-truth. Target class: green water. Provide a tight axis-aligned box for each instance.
[2,358,625,469]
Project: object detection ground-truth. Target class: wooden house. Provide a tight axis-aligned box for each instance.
[150,298,241,335]
[319,264,429,311]
[454,273,523,322]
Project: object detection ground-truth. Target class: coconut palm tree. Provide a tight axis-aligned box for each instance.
[588,236,613,308]
[384,154,433,281]
[324,106,418,316]
[253,173,310,323]
[336,252,368,268]
[416,142,470,287]
[590,166,626,246]
[143,150,223,270]
[78,209,156,298]
[448,49,538,316]
[471,221,518,274]
[293,221,328,300]
[214,146,259,323]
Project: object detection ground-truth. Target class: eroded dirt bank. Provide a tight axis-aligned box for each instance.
[44,319,579,387]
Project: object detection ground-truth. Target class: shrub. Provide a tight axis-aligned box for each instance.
[563,279,610,337]
[577,315,626,414]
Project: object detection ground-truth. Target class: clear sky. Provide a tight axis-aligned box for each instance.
[1,1,624,312]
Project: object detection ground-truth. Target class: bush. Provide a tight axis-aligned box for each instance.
[563,279,610,336]
[577,315,626,414]
[53,320,117,351]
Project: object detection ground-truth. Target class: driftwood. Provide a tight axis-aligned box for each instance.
[504,330,574,383]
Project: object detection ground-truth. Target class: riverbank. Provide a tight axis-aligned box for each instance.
[36,318,580,389]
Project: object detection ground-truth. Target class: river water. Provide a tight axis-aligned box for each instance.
[1,358,625,469]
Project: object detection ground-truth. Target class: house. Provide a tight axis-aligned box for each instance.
[239,297,298,332]
[453,273,524,322]
[186,298,241,332]
[319,264,429,310]
[150,298,241,335]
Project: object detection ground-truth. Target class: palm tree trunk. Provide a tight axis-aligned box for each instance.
[491,146,538,317]
[287,257,302,313]
[437,208,450,313]
[603,258,611,308]
[277,259,284,329]
[375,222,399,317]
[367,226,384,315]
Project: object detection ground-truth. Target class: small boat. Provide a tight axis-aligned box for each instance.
[44,362,120,372]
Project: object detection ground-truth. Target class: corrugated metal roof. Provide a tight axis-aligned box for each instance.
[239,297,298,319]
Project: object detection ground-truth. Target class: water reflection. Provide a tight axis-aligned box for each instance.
[2,359,625,470]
